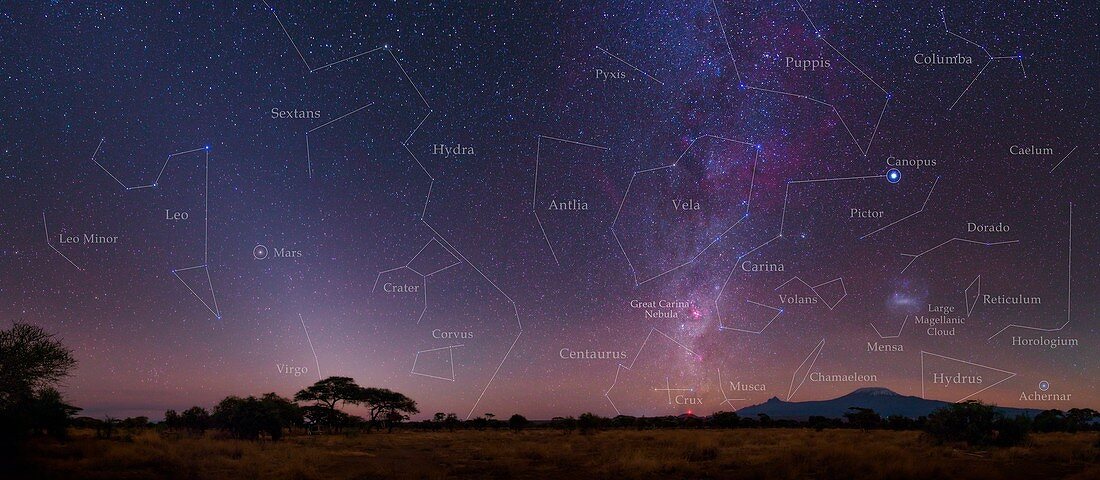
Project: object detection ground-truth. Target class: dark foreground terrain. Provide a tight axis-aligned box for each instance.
[10,428,1100,479]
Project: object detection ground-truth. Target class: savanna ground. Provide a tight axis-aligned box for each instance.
[10,428,1100,480]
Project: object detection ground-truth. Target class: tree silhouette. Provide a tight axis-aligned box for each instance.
[29,387,80,439]
[1033,409,1066,432]
[362,388,418,432]
[844,407,882,429]
[0,323,79,447]
[1066,408,1099,432]
[508,414,529,432]
[163,410,180,431]
[555,416,576,435]
[180,406,211,435]
[926,400,1029,446]
[710,411,740,428]
[294,376,365,431]
[443,413,459,432]
[384,411,407,433]
[578,412,602,434]
[212,393,300,440]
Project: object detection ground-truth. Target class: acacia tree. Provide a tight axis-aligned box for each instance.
[0,323,79,446]
[0,324,76,402]
[294,376,365,431]
[362,387,418,432]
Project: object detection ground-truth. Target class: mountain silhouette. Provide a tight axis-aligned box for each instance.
[735,387,1040,419]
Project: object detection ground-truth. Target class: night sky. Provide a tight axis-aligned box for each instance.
[0,1,1095,421]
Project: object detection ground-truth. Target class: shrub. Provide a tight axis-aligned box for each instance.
[578,412,603,434]
[508,414,529,432]
[710,411,739,428]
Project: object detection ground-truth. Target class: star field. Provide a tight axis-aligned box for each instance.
[0,0,1095,420]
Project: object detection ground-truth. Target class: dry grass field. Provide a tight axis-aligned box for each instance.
[10,428,1100,480]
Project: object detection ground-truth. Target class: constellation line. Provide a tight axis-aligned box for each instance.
[595,46,665,85]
